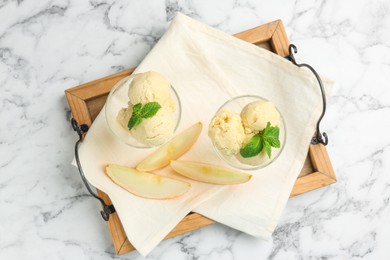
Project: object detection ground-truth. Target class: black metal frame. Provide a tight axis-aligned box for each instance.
[71,118,116,221]
[285,44,328,145]
[70,43,328,221]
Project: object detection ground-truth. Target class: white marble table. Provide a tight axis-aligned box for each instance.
[1,0,390,259]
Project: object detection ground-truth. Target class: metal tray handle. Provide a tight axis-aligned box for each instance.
[285,44,329,145]
[71,118,116,221]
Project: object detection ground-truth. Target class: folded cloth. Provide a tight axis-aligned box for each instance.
[76,13,333,256]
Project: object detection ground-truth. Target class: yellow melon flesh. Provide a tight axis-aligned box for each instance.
[170,160,252,185]
[106,164,190,199]
[136,122,203,172]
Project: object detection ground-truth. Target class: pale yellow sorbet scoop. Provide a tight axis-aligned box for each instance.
[116,71,176,147]
[208,109,245,156]
[241,100,280,134]
[127,71,175,111]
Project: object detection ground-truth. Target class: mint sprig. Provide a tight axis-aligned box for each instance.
[239,134,263,158]
[127,102,161,130]
[141,102,162,118]
[240,122,280,158]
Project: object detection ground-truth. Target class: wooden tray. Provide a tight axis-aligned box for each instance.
[65,20,336,255]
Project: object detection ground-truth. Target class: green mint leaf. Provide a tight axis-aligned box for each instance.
[127,102,162,130]
[263,140,272,158]
[127,103,143,130]
[132,103,142,115]
[141,102,161,119]
[263,122,280,148]
[263,122,279,139]
[240,134,263,158]
[266,137,280,148]
[127,115,142,130]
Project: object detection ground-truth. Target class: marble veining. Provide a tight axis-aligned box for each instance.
[1,0,390,259]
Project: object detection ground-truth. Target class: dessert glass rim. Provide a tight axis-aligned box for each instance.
[105,73,182,149]
[212,94,287,171]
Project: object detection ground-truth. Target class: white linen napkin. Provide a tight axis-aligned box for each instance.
[76,13,333,256]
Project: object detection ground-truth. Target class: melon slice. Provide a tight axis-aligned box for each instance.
[170,160,252,185]
[106,164,190,199]
[136,122,203,172]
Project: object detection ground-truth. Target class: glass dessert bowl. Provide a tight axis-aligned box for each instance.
[105,72,181,148]
[209,95,286,170]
